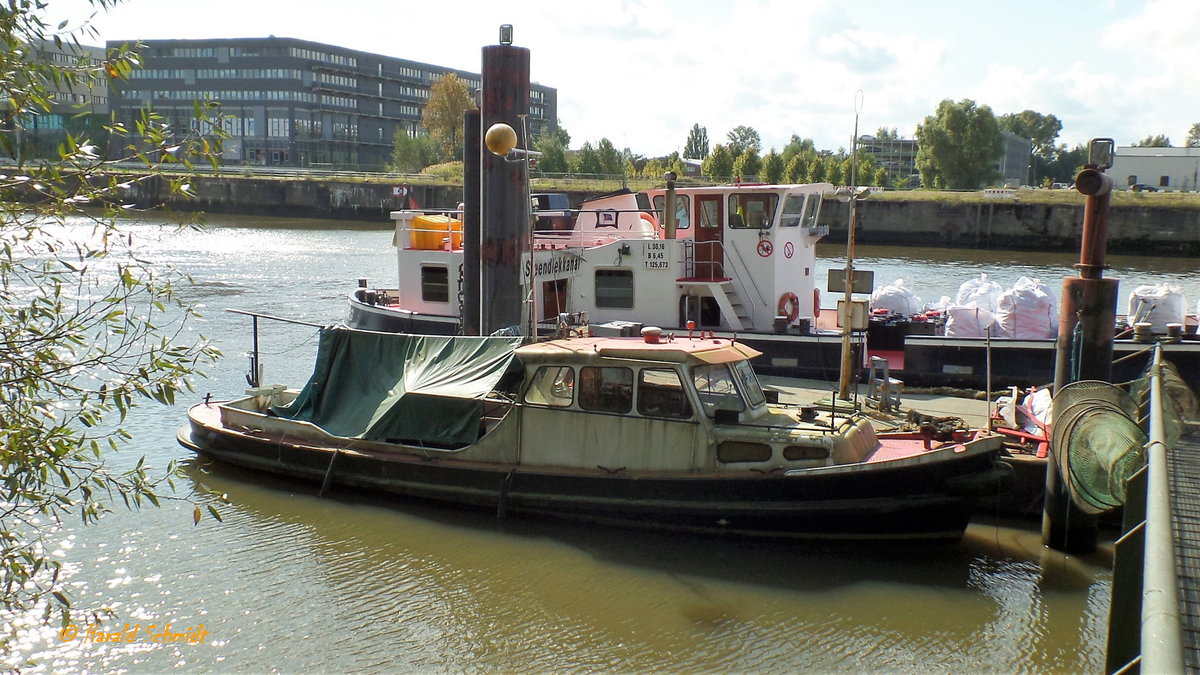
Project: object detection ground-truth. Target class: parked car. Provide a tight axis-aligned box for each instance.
[1131,183,1159,192]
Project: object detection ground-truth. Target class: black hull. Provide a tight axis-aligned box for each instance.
[179,413,1007,541]
[347,294,1198,389]
[347,290,459,335]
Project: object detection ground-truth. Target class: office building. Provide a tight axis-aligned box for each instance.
[107,36,557,170]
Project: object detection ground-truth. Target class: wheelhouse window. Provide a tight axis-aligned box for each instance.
[637,368,693,419]
[420,265,449,303]
[595,269,633,308]
[579,366,633,413]
[727,193,778,229]
[652,194,691,229]
[524,366,575,407]
[780,195,806,227]
[804,194,822,228]
[691,364,744,416]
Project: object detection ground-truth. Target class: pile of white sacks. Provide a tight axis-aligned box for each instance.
[870,274,1057,338]
[870,275,1191,339]
[1126,283,1188,333]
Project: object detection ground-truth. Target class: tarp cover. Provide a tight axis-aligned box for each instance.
[272,327,522,445]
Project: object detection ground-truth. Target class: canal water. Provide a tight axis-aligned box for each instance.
[10,212,1194,672]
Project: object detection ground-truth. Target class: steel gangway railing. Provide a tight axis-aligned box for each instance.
[1107,343,1185,674]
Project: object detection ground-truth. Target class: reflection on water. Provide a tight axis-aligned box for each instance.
[4,215,1137,672]
[16,456,1110,672]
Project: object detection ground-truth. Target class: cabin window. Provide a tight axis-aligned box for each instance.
[420,265,449,303]
[804,194,822,228]
[595,269,633,308]
[691,364,744,416]
[784,445,829,461]
[731,360,767,408]
[779,195,806,227]
[524,366,575,407]
[579,366,633,413]
[727,193,778,229]
[718,441,772,463]
[652,194,691,229]
[637,368,693,419]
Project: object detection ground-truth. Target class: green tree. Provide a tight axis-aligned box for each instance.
[571,141,602,174]
[808,155,827,183]
[543,123,571,149]
[781,135,816,166]
[1133,134,1172,147]
[874,166,890,188]
[998,110,1062,159]
[387,131,439,173]
[701,144,734,180]
[1,0,224,625]
[732,148,761,180]
[1041,143,1089,184]
[683,123,709,159]
[533,133,568,173]
[785,153,808,183]
[826,159,844,186]
[726,126,761,156]
[874,127,901,141]
[761,149,784,183]
[915,99,1003,189]
[596,138,622,175]
[420,73,477,159]
[1186,123,1200,148]
[643,157,665,179]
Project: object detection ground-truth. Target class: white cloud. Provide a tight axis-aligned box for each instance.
[37,0,1200,155]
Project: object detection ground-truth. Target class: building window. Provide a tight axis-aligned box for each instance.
[579,366,633,413]
[524,366,574,407]
[595,269,633,308]
[637,369,692,419]
[1161,176,1170,187]
[420,265,449,303]
[267,118,289,137]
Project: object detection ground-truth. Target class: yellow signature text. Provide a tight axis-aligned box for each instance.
[58,622,209,645]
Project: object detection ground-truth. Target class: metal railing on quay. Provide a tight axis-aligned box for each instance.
[1107,344,1185,674]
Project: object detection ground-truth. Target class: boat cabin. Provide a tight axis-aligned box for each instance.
[384,182,834,335]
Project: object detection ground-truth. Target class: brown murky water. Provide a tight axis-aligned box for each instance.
[9,215,1173,672]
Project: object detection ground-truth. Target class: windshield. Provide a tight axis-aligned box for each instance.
[691,364,745,416]
[731,360,766,408]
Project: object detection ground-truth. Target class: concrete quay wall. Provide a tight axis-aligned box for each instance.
[128,175,1200,255]
[821,198,1200,256]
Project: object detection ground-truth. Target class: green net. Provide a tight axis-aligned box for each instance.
[1051,381,1147,515]
[1129,358,1198,448]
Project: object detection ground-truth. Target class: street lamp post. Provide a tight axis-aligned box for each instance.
[837,91,865,401]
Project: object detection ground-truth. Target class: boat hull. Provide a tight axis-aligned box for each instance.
[347,293,1197,389]
[180,403,1009,541]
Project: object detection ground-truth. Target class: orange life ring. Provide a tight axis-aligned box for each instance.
[777,292,800,323]
[640,211,659,227]
[813,288,821,318]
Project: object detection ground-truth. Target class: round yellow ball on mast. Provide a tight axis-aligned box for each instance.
[484,123,517,156]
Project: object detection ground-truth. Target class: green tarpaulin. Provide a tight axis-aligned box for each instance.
[272,327,523,446]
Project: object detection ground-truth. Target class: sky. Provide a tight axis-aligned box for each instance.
[43,0,1200,157]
